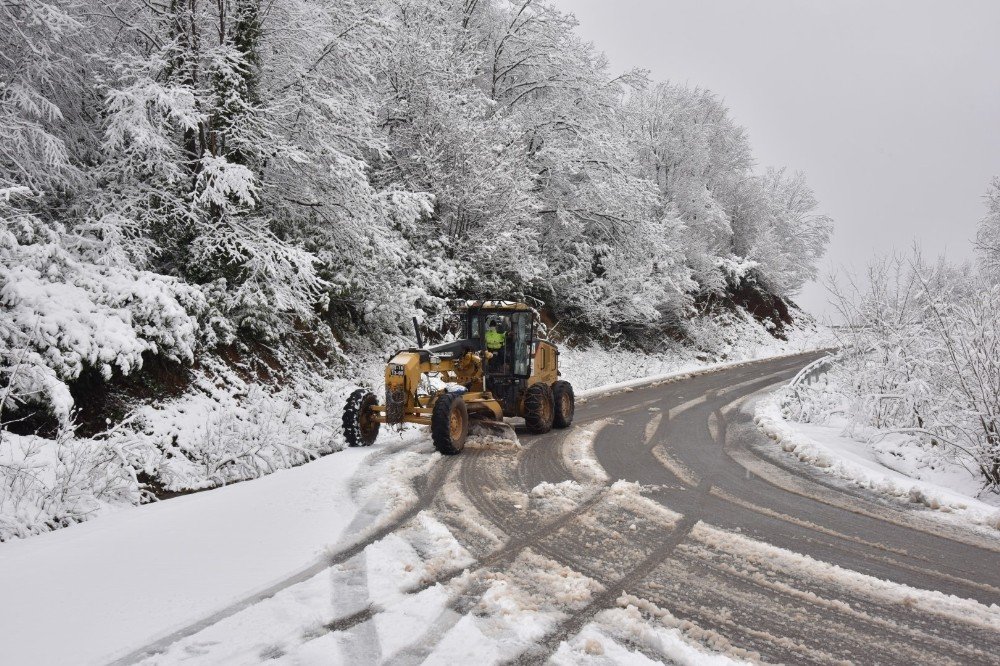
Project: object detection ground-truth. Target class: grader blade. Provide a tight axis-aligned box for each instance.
[468,419,519,445]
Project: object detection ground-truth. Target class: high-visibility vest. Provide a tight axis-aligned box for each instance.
[485,329,506,350]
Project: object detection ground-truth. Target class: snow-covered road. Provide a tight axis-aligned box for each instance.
[11,351,1000,665]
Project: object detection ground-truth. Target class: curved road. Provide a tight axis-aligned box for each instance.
[129,352,1000,665]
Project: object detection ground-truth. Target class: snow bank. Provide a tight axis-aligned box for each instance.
[0,443,377,666]
[550,600,752,665]
[755,393,1000,531]
[691,521,1000,631]
[0,356,368,541]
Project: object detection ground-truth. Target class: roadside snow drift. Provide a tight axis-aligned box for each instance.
[0,443,379,666]
[755,394,1000,532]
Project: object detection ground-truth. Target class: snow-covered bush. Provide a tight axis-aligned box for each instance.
[976,177,1000,278]
[120,358,351,492]
[0,426,141,541]
[1,194,209,425]
[799,251,1000,493]
[0,345,375,541]
[779,357,844,426]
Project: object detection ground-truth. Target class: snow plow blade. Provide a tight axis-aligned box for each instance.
[469,419,519,444]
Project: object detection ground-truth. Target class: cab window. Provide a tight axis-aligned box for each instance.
[512,312,532,376]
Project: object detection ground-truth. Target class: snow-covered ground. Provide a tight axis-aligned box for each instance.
[755,394,1000,532]
[0,429,435,666]
[121,477,734,666]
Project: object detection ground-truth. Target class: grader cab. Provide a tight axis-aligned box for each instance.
[342,301,575,454]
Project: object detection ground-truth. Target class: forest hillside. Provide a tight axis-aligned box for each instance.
[0,0,832,538]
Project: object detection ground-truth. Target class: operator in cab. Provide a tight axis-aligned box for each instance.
[485,317,507,371]
[485,318,506,351]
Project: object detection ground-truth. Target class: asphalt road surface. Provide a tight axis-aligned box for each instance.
[126,352,1000,665]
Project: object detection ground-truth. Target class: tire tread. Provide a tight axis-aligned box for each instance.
[552,380,575,428]
[524,383,554,434]
[432,393,468,455]
[343,389,379,447]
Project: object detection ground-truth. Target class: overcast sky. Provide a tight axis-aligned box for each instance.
[553,0,1000,319]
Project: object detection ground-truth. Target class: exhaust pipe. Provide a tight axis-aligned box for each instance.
[412,316,424,349]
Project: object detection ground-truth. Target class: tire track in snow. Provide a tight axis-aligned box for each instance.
[387,365,792,664]
[402,487,610,595]
[636,528,1000,666]
[512,482,714,665]
[263,422,612,662]
[323,603,381,633]
[519,358,1000,665]
[111,451,455,665]
[368,421,619,664]
[516,515,707,663]
[296,425,611,662]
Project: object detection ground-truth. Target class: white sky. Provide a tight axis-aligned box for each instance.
[553,0,1000,319]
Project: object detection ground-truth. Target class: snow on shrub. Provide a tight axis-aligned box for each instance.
[118,357,353,492]
[0,349,367,541]
[812,253,1000,494]
[0,198,218,540]
[0,427,140,540]
[1,207,207,424]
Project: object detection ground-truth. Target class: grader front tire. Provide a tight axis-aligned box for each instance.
[432,393,469,455]
[343,389,380,447]
[524,383,555,434]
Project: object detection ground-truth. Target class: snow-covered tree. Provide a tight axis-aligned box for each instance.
[976,177,1000,278]
[818,249,1000,491]
[725,168,833,296]
[628,83,752,294]
[3,0,833,352]
[0,0,82,195]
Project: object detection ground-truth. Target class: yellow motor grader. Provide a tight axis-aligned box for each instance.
[342,301,575,454]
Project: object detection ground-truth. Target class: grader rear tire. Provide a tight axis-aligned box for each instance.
[552,380,575,428]
[524,383,555,434]
[432,393,469,455]
[343,389,380,447]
